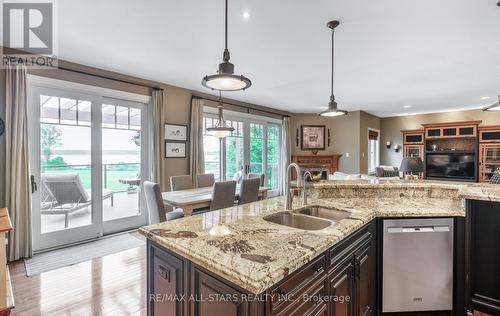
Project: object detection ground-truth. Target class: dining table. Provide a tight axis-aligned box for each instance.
[162,185,270,216]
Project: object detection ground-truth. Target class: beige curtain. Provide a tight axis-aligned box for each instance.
[5,65,32,260]
[189,98,205,185]
[280,117,291,195]
[152,89,167,190]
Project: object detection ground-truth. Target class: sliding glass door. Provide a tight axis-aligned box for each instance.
[203,112,282,196]
[29,82,150,252]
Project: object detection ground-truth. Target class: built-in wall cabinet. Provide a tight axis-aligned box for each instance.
[402,130,424,159]
[479,125,500,182]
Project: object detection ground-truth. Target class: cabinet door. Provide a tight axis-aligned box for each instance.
[148,243,186,316]
[191,267,249,316]
[354,241,375,316]
[467,201,500,315]
[479,144,500,182]
[329,258,354,316]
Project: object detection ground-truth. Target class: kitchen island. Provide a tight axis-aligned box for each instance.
[139,180,500,316]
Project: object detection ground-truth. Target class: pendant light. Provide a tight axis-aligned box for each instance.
[207,91,235,138]
[202,0,252,91]
[320,20,348,117]
[483,95,500,111]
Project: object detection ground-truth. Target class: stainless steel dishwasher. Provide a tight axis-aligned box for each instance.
[382,218,454,312]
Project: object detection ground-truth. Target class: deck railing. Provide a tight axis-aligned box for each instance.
[42,163,140,192]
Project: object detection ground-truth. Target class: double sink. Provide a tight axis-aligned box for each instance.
[264,206,351,231]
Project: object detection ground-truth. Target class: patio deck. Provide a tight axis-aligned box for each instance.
[41,191,141,233]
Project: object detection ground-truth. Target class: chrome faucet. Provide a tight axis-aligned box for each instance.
[302,170,312,206]
[285,163,302,210]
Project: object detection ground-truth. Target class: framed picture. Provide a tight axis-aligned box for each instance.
[165,124,188,141]
[301,125,326,151]
[165,142,186,158]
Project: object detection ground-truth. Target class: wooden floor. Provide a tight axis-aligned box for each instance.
[9,234,146,316]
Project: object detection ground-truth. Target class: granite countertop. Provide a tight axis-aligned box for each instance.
[138,180,500,294]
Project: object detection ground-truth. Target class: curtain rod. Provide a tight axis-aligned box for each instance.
[56,64,163,91]
[192,95,290,118]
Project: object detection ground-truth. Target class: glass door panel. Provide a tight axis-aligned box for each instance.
[40,96,93,233]
[203,117,222,181]
[267,125,281,194]
[225,120,245,182]
[30,84,151,251]
[30,87,101,252]
[483,146,500,181]
[101,104,142,222]
[249,123,264,175]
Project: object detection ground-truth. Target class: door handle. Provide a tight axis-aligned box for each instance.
[31,175,37,194]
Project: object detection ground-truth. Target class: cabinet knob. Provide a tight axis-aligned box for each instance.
[158,265,170,282]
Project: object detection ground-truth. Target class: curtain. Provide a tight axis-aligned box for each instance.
[152,89,167,190]
[5,65,32,260]
[189,98,205,185]
[280,117,291,195]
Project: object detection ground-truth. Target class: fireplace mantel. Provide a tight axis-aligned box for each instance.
[291,154,342,175]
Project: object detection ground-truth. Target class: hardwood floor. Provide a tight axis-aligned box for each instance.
[9,237,146,315]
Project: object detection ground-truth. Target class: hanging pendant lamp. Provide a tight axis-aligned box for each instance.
[202,0,252,91]
[320,20,348,117]
[207,91,235,138]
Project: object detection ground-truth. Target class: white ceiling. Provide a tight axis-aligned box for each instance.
[57,0,500,117]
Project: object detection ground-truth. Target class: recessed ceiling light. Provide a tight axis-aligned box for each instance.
[242,11,250,19]
[403,105,412,109]
[480,96,491,100]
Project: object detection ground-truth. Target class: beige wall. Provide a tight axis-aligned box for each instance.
[380,109,500,168]
[288,111,381,174]
[289,111,362,174]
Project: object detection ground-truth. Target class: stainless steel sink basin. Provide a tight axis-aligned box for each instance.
[263,212,332,230]
[296,207,351,222]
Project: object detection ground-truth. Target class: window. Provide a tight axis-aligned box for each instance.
[202,109,282,196]
[368,129,380,173]
[203,116,222,181]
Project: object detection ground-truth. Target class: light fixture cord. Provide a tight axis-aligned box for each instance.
[223,0,230,62]
[331,28,335,101]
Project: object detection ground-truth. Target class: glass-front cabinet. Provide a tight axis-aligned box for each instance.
[479,126,500,182]
[480,144,500,182]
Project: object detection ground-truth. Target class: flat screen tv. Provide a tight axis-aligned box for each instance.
[426,153,476,180]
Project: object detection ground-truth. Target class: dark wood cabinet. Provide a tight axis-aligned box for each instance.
[354,241,374,316]
[147,222,376,316]
[328,223,376,316]
[329,258,354,316]
[191,267,252,316]
[147,242,187,316]
[466,200,500,316]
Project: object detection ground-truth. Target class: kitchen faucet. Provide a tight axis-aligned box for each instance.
[302,170,313,206]
[285,163,304,210]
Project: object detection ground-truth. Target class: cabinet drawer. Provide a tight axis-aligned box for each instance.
[279,276,327,316]
[270,255,326,313]
[328,225,371,272]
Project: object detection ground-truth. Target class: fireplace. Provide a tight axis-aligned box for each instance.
[300,167,329,182]
[291,155,342,180]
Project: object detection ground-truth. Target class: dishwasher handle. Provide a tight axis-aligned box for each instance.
[387,226,450,233]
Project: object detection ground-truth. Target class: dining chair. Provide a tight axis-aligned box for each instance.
[210,181,237,211]
[238,178,261,205]
[144,181,183,224]
[196,174,215,188]
[170,175,193,191]
[248,173,265,186]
